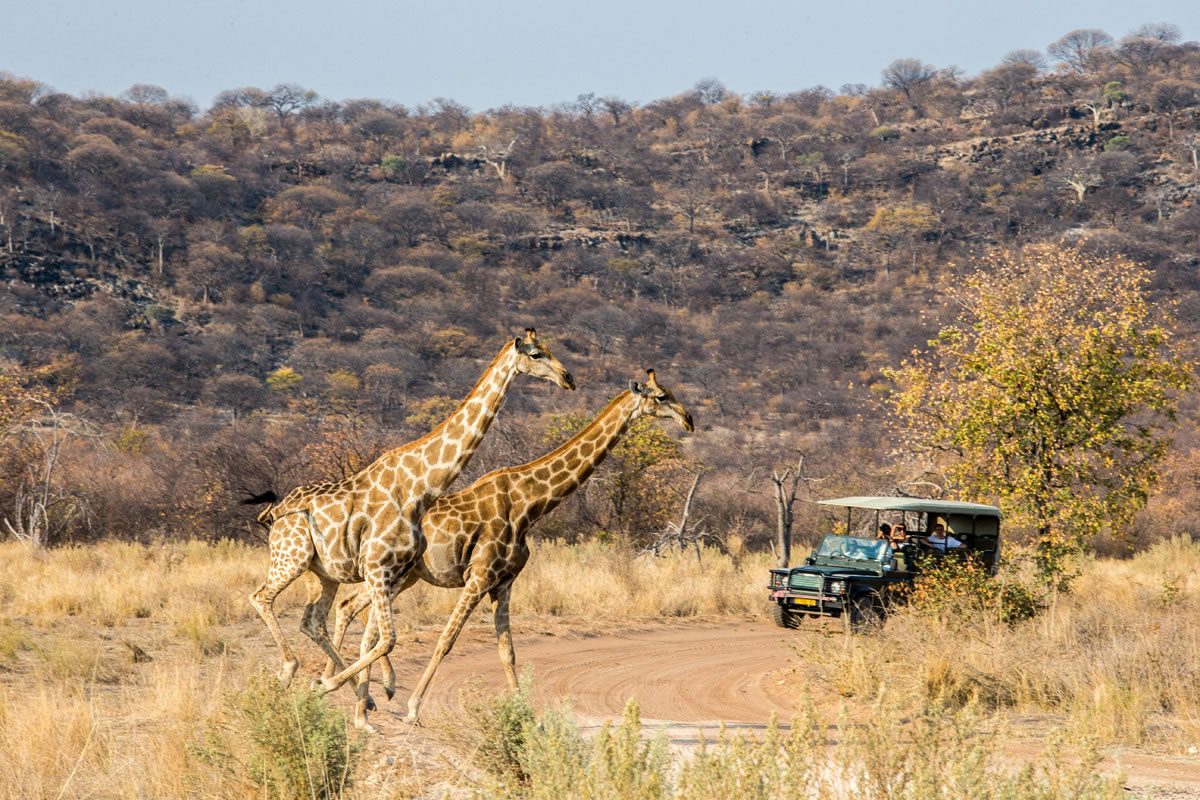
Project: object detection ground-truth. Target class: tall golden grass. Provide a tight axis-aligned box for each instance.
[806,536,1200,749]
[0,536,1197,797]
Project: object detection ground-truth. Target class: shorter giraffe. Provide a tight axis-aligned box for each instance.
[247,330,574,730]
[329,369,694,726]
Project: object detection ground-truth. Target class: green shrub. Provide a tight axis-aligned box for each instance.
[464,676,1122,800]
[192,671,363,800]
[910,553,1042,625]
[1103,134,1132,151]
[871,126,902,142]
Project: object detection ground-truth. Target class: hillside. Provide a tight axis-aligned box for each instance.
[1,26,1199,548]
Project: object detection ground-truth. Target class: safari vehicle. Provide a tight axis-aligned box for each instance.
[767,497,1001,632]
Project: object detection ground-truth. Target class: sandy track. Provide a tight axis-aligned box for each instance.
[405,617,799,725]
[358,617,1200,796]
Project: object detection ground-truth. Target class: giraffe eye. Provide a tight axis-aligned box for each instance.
[530,352,544,360]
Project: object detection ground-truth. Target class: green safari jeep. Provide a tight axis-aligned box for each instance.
[767,496,1001,632]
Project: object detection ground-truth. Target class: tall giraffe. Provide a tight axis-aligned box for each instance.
[247,329,575,720]
[330,369,694,726]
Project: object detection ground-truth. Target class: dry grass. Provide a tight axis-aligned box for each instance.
[0,537,1198,797]
[803,536,1200,750]
[0,538,769,799]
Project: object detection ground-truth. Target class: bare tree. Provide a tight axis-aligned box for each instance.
[1058,162,1100,202]
[881,58,936,107]
[642,469,716,561]
[264,84,319,124]
[3,403,98,548]
[601,96,633,127]
[1047,29,1113,73]
[477,136,518,180]
[771,465,801,568]
[1001,49,1047,71]
[1186,134,1200,173]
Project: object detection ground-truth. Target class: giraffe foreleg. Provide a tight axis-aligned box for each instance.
[405,575,490,724]
[491,582,519,690]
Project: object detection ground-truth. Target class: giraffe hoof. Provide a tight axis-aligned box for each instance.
[356,722,379,735]
[385,686,395,701]
[365,695,377,712]
[402,714,423,727]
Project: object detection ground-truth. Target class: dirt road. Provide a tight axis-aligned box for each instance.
[365,617,1200,797]
[407,617,798,727]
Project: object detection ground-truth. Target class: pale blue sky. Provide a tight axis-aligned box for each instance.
[5,1,1198,111]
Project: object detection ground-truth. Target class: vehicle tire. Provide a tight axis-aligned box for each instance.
[845,592,884,634]
[769,602,800,629]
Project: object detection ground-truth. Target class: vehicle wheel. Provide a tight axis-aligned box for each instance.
[845,593,884,634]
[769,602,800,629]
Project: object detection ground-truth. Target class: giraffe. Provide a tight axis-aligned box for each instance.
[328,369,694,726]
[246,329,575,727]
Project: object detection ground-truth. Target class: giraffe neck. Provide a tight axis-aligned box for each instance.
[371,343,519,506]
[514,390,641,522]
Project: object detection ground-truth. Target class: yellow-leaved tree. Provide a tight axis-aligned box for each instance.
[885,244,1192,586]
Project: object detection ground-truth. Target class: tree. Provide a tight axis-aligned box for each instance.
[1151,80,1200,140]
[770,462,804,568]
[1047,29,1113,73]
[1001,49,1047,71]
[864,202,938,273]
[263,84,319,124]
[1056,157,1100,203]
[881,58,936,108]
[885,245,1191,585]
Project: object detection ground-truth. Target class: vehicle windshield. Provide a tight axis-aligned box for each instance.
[815,535,892,564]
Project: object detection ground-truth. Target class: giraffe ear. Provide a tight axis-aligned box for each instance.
[630,380,644,395]
[513,337,523,351]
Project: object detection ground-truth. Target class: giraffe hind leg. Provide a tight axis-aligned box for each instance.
[249,523,313,686]
[492,583,519,691]
[299,573,348,686]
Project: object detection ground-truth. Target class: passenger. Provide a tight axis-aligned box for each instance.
[877,523,892,541]
[923,523,964,552]
[889,523,908,547]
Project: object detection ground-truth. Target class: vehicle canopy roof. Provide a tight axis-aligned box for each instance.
[815,496,1000,519]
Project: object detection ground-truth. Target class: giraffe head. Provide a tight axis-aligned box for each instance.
[629,369,695,432]
[513,328,576,390]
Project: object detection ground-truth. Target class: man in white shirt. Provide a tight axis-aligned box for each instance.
[924,523,964,552]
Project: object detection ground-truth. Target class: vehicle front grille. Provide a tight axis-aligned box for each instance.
[788,573,824,592]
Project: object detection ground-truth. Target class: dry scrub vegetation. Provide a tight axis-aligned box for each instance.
[0,537,1195,797]
[808,536,1200,751]
[459,684,1125,800]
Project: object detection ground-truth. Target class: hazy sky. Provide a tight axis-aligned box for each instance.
[5,0,1198,111]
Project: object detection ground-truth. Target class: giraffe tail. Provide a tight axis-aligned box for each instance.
[240,491,279,526]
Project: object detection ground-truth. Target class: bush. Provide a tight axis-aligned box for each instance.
[909,552,1042,625]
[192,671,363,800]
[463,678,1123,800]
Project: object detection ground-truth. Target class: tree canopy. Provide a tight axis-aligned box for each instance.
[887,245,1192,583]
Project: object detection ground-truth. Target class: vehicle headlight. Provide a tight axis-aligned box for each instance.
[828,580,845,595]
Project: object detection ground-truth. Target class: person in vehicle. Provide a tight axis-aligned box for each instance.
[923,523,964,552]
[888,523,908,546]
[877,522,892,541]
